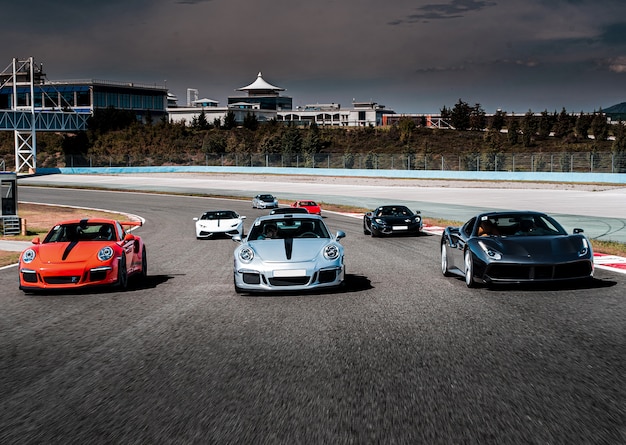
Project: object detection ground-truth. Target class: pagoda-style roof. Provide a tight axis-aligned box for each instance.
[236,72,285,92]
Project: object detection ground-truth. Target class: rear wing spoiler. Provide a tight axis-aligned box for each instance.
[120,221,143,227]
[120,221,143,232]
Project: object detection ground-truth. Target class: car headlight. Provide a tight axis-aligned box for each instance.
[22,248,36,263]
[239,247,254,263]
[374,218,384,224]
[324,244,340,260]
[478,241,502,260]
[415,216,421,223]
[579,238,590,257]
[98,246,115,261]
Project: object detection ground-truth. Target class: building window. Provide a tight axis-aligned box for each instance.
[77,91,90,107]
[61,91,74,108]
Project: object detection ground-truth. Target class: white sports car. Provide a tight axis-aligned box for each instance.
[233,214,346,293]
[194,210,245,239]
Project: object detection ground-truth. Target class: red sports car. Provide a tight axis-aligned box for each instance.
[18,218,147,292]
[291,200,321,215]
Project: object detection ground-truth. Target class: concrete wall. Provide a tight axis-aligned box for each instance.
[33,166,626,185]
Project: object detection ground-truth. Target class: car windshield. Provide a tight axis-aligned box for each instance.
[44,222,116,243]
[477,214,567,237]
[260,195,274,200]
[201,211,237,220]
[300,201,316,206]
[376,206,412,217]
[249,218,330,240]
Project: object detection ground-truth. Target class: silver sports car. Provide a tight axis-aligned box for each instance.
[252,194,279,209]
[233,214,345,293]
[441,210,594,287]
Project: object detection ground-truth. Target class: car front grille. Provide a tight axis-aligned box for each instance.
[269,277,310,286]
[487,260,592,281]
[44,276,81,285]
[21,271,38,283]
[317,270,337,283]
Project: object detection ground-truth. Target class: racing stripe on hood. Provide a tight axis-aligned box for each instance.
[62,219,88,261]
[284,237,293,260]
[62,241,79,261]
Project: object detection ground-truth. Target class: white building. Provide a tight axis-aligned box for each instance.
[167,73,395,127]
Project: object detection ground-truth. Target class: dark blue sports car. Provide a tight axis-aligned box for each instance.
[440,211,594,287]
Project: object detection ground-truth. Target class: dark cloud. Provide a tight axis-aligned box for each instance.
[2,0,626,114]
[599,22,626,46]
[398,0,497,23]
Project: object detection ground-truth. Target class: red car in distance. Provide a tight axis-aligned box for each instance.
[291,200,321,215]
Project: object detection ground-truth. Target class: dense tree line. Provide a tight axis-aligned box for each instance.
[0,102,624,170]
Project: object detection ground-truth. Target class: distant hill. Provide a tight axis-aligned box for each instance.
[604,102,626,120]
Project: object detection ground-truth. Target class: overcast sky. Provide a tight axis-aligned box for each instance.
[3,0,626,114]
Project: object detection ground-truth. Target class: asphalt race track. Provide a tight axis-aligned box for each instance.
[1,187,625,444]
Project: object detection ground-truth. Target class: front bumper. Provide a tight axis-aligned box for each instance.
[234,262,344,292]
[19,261,119,290]
[481,259,594,284]
[371,222,422,235]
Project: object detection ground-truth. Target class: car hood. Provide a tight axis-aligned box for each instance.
[249,238,331,262]
[35,241,114,263]
[484,235,585,259]
[197,218,240,228]
[376,216,417,223]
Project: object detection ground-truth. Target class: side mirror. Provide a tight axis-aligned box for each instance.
[124,233,135,242]
[365,212,373,218]
[31,237,40,245]
[415,210,421,215]
[193,217,199,221]
[573,228,584,234]
[232,235,242,243]
[241,216,247,220]
[336,230,346,240]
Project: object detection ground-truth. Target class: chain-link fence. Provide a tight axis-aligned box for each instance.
[3,151,626,173]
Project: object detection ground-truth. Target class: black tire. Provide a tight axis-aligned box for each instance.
[363,220,371,235]
[139,246,147,280]
[117,255,128,290]
[464,249,476,288]
[234,276,244,294]
[441,243,453,277]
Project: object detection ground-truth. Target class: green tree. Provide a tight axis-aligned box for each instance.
[489,109,506,132]
[281,126,301,156]
[469,103,486,130]
[507,118,520,145]
[243,112,259,131]
[591,110,609,141]
[398,117,416,144]
[450,99,471,131]
[87,106,137,133]
[553,108,575,139]
[223,111,237,130]
[536,110,553,140]
[611,121,626,172]
[575,112,592,140]
[520,110,538,147]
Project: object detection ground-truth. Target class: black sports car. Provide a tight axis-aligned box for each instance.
[363,205,422,237]
[440,211,594,287]
[270,207,309,215]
